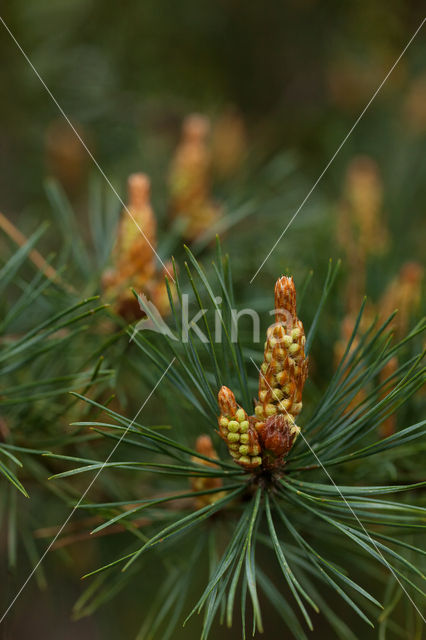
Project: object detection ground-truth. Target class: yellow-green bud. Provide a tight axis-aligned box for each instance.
[240,433,249,444]
[239,420,249,432]
[239,456,250,465]
[276,371,287,385]
[227,432,240,443]
[255,405,264,417]
[228,420,239,432]
[219,416,229,427]
[291,327,301,339]
[239,445,249,455]
[235,409,246,422]
[278,399,291,411]
[289,343,300,355]
[251,456,262,466]
[283,335,293,347]
[290,424,300,437]
[265,404,277,416]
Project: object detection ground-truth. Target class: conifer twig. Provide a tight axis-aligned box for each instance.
[0,211,76,293]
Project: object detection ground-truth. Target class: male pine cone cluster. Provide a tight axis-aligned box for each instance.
[190,435,225,508]
[169,114,221,241]
[218,276,308,471]
[102,173,171,320]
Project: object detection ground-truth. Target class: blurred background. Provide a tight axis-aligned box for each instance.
[0,1,425,638]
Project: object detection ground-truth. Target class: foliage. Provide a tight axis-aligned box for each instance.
[35,244,425,639]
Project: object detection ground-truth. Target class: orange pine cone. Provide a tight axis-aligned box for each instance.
[191,435,224,508]
[217,386,262,469]
[102,172,176,322]
[256,276,308,425]
[169,113,221,241]
[216,276,307,472]
[116,173,157,280]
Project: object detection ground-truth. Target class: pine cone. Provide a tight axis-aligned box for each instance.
[216,276,308,472]
[218,386,262,469]
[255,276,308,427]
[191,435,224,508]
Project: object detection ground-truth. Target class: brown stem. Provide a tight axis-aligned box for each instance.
[0,211,76,293]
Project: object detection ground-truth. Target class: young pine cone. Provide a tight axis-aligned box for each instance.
[255,276,308,424]
[216,276,307,472]
[218,386,262,469]
[102,173,175,321]
[115,173,157,281]
[169,113,221,241]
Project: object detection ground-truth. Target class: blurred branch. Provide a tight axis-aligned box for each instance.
[0,211,76,293]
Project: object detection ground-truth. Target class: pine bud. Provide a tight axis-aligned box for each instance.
[216,276,307,472]
[380,261,423,338]
[191,435,224,508]
[117,173,157,280]
[274,276,297,326]
[103,173,174,321]
[256,276,308,424]
[211,107,247,178]
[217,386,262,469]
[168,113,221,240]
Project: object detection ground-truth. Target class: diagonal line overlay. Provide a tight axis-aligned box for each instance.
[0,358,175,624]
[250,356,425,622]
[250,16,426,283]
[0,16,174,282]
